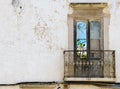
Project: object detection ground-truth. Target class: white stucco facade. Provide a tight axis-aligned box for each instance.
[0,0,69,84]
[109,0,120,82]
[0,0,120,84]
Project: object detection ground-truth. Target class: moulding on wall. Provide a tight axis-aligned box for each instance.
[68,0,108,3]
[69,3,107,10]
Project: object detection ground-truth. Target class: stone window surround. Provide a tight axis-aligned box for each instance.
[68,3,110,50]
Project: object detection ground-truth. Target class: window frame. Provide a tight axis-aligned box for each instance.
[74,19,103,59]
[68,3,108,51]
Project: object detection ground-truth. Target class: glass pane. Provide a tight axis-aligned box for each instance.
[90,39,100,50]
[90,21,100,39]
[90,21,101,58]
[76,21,87,50]
[90,21,101,50]
[77,22,87,39]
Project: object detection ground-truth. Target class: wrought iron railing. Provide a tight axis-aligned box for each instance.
[64,50,115,79]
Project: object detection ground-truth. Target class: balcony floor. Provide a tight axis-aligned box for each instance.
[64,77,116,82]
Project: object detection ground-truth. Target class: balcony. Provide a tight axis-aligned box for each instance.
[64,50,116,82]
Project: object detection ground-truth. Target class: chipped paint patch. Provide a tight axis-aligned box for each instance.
[12,0,20,7]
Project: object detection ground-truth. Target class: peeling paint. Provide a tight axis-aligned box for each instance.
[34,21,55,51]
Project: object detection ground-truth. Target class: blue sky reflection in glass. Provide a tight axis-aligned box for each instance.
[76,22,87,50]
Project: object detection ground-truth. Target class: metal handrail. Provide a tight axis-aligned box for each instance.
[64,50,115,78]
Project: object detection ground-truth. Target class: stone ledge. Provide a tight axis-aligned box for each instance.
[68,0,108,3]
[64,78,116,82]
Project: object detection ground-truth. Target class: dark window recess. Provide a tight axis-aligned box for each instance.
[74,20,102,59]
[74,20,104,77]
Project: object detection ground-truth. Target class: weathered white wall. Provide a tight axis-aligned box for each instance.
[0,0,120,84]
[0,0,69,84]
[108,0,120,83]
